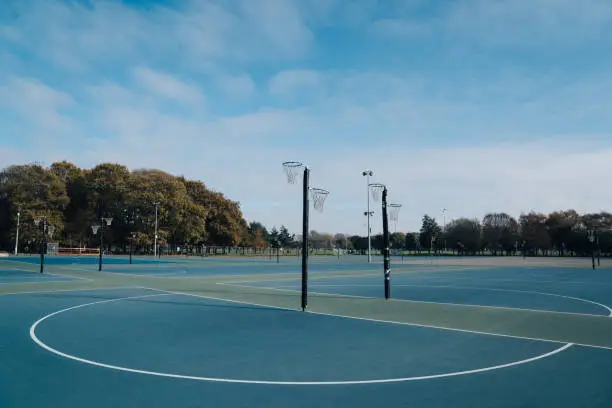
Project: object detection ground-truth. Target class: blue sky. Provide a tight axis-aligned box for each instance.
[1,0,612,235]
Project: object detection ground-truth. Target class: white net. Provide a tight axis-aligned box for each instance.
[282,161,304,184]
[103,217,113,226]
[92,225,100,235]
[388,204,402,222]
[310,188,329,212]
[369,184,385,202]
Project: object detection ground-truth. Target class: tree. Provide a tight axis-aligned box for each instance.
[545,210,580,256]
[248,222,269,248]
[404,232,418,251]
[334,233,351,250]
[268,227,280,248]
[519,212,551,255]
[349,235,368,252]
[390,232,405,250]
[419,215,441,253]
[482,213,519,255]
[444,218,482,254]
[0,162,253,252]
[278,225,295,248]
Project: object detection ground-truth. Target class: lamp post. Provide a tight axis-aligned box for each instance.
[14,206,21,256]
[442,208,447,252]
[362,170,374,262]
[153,202,160,258]
[92,217,113,271]
[587,230,596,270]
[130,232,136,265]
[33,217,54,274]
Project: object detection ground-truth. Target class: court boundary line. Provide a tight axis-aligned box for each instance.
[0,286,140,296]
[29,291,573,386]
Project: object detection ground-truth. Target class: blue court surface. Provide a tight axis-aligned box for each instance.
[2,287,612,408]
[0,268,85,284]
[57,258,411,277]
[2,257,612,407]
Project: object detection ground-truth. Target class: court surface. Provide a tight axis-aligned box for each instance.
[1,255,612,407]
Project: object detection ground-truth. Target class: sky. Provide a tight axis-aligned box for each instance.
[1,0,612,235]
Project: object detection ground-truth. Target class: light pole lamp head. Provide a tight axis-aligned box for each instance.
[362,170,373,176]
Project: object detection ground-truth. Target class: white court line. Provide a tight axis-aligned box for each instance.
[30,290,573,385]
[293,283,612,317]
[0,286,140,297]
[1,267,92,283]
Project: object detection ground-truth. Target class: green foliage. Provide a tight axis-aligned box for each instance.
[390,232,405,249]
[0,162,261,252]
[404,232,418,250]
[444,218,482,254]
[419,215,441,252]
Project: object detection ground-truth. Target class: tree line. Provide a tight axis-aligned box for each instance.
[2,162,608,257]
[0,162,294,253]
[319,211,611,257]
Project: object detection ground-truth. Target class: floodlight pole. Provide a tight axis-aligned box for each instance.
[153,202,160,258]
[98,221,104,272]
[597,231,601,267]
[362,170,373,262]
[129,233,135,265]
[588,230,596,270]
[442,208,447,252]
[38,217,47,274]
[14,206,21,256]
[382,187,391,300]
[302,166,310,311]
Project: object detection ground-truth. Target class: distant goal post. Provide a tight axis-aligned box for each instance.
[56,247,100,256]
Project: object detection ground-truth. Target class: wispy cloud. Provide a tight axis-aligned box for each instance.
[1,0,612,233]
[133,67,203,105]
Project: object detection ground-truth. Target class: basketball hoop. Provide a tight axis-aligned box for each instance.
[310,188,329,212]
[282,161,304,184]
[92,225,100,235]
[102,217,113,226]
[388,203,402,223]
[34,218,41,227]
[369,183,386,202]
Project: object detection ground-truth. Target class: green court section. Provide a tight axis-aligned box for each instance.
[227,266,612,316]
[2,288,612,407]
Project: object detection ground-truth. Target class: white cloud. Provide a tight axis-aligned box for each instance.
[2,0,612,236]
[370,0,612,48]
[217,74,256,98]
[133,67,203,104]
[268,69,324,95]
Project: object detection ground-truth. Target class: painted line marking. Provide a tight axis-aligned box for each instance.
[0,286,141,297]
[30,291,573,385]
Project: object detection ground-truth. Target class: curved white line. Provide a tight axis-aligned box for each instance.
[305,283,612,317]
[30,293,573,386]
